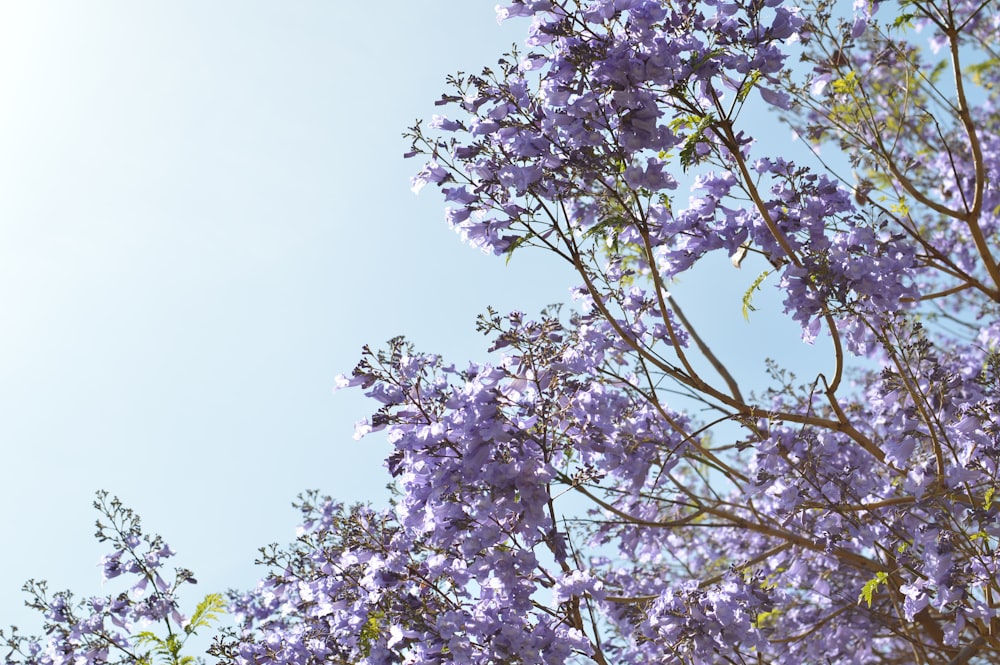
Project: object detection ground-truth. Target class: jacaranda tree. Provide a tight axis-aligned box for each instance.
[6,0,1000,663]
[1,493,225,665]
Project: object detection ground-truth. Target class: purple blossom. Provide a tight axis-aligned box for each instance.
[14,2,1000,665]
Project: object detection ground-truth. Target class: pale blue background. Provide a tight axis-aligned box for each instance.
[0,1,825,633]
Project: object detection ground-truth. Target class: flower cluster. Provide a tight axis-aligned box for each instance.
[2,492,222,665]
[408,0,805,261]
[207,1,1000,663]
[214,492,595,665]
[7,1,1000,664]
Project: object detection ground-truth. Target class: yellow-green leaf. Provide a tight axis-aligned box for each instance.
[742,270,771,321]
[858,571,888,608]
[185,593,226,636]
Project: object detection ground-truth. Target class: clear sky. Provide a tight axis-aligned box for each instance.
[0,1,828,632]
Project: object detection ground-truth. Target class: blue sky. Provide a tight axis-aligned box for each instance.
[0,1,828,632]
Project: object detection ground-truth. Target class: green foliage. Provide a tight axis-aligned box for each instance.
[358,610,385,658]
[754,606,781,628]
[737,70,763,103]
[742,270,771,321]
[136,594,226,665]
[889,197,910,216]
[830,71,858,95]
[185,594,226,636]
[968,57,1000,89]
[582,213,629,247]
[891,12,918,29]
[858,571,889,608]
[136,632,188,665]
[671,113,717,170]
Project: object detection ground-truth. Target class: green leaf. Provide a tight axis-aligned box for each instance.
[831,71,858,95]
[754,608,780,628]
[737,70,762,102]
[889,197,910,216]
[582,215,627,241]
[135,631,165,650]
[985,487,996,511]
[185,593,226,636]
[504,232,533,265]
[165,634,182,659]
[135,630,178,665]
[359,610,385,658]
[742,270,771,321]
[858,571,888,608]
[678,113,716,170]
[969,57,1000,88]
[668,114,699,133]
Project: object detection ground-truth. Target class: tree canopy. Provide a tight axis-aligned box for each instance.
[5,1,1000,664]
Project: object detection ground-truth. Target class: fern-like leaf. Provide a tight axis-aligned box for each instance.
[185,593,226,636]
[742,270,771,321]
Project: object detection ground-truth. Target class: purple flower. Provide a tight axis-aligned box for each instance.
[410,161,450,194]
